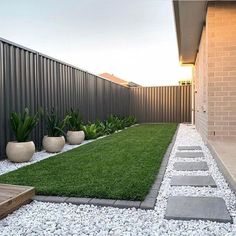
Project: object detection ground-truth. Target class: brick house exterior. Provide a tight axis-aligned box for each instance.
[174,1,236,142]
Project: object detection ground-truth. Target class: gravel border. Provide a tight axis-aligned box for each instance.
[0,140,95,176]
[0,125,140,176]
[1,124,236,235]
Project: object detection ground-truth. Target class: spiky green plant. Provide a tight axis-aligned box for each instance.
[122,116,137,127]
[45,109,71,137]
[67,108,83,131]
[10,108,41,142]
[82,123,98,140]
[105,115,123,133]
[94,120,106,136]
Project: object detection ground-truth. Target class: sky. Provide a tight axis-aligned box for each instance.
[0,0,192,86]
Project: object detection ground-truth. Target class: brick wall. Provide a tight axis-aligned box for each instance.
[194,27,208,142]
[194,1,236,142]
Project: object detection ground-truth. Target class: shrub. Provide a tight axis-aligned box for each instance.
[67,108,83,131]
[82,115,137,139]
[82,123,98,140]
[94,120,107,136]
[105,115,123,133]
[45,109,70,137]
[122,116,137,127]
[104,120,116,134]
[10,108,41,142]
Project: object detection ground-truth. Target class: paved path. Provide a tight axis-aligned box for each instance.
[165,146,232,223]
[0,124,236,235]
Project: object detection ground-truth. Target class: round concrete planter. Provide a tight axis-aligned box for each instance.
[67,131,85,145]
[6,141,35,163]
[43,136,65,153]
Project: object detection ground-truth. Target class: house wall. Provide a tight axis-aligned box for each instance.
[194,27,208,142]
[194,1,236,142]
[207,2,236,141]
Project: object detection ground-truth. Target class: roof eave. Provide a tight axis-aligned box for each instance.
[173,0,208,64]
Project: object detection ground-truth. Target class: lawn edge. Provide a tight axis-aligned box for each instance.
[33,124,180,210]
[0,124,139,177]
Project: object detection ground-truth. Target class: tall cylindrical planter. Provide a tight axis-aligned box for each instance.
[6,141,35,163]
[43,136,65,153]
[67,131,85,145]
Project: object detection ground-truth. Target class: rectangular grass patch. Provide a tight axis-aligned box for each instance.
[0,124,177,201]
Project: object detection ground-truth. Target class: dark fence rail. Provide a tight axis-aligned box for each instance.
[130,85,191,123]
[0,38,130,159]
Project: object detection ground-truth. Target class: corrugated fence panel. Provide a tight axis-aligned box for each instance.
[0,42,40,152]
[104,80,112,117]
[0,37,192,160]
[130,85,191,123]
[96,77,105,121]
[0,38,130,159]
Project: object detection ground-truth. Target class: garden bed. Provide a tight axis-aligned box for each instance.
[0,124,177,201]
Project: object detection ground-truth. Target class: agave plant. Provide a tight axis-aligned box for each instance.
[10,108,41,142]
[45,109,71,137]
[67,108,83,131]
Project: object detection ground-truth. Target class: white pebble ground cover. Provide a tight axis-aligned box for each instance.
[0,124,236,236]
[0,128,125,176]
[0,140,94,176]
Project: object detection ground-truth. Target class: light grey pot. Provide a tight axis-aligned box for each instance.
[6,141,35,163]
[43,135,65,153]
[67,131,85,145]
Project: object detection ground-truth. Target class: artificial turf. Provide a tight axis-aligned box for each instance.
[0,124,177,201]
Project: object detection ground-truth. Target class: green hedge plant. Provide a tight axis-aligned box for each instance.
[123,116,137,127]
[94,120,107,136]
[82,123,98,140]
[79,115,137,140]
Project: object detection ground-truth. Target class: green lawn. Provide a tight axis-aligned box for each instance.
[0,124,177,201]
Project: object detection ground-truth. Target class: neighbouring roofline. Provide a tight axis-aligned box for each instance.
[173,0,208,64]
[99,73,142,87]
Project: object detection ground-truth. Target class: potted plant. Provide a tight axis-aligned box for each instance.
[43,109,70,153]
[6,108,41,163]
[67,109,85,145]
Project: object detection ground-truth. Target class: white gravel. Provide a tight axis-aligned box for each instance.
[1,124,236,236]
[0,139,96,176]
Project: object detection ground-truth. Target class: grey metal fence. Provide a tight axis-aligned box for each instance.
[0,38,130,159]
[0,37,192,160]
[130,85,191,123]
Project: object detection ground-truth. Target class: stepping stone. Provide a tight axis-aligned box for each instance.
[170,176,216,187]
[175,152,204,158]
[165,196,232,223]
[178,146,202,151]
[174,161,209,171]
